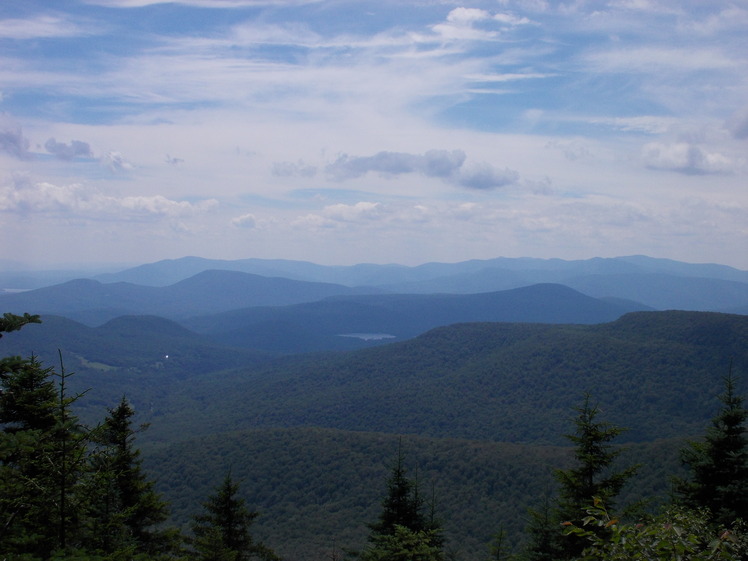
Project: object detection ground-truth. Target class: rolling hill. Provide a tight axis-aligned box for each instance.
[0,270,378,326]
[127,310,748,447]
[188,283,648,353]
[1,308,745,560]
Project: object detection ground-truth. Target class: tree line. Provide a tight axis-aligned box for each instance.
[2,312,748,560]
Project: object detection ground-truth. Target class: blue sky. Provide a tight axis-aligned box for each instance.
[1,0,746,269]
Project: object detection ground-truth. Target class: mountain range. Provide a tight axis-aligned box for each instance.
[1,254,748,560]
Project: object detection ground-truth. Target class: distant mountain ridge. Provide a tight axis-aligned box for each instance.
[88,254,748,312]
[0,270,378,325]
[93,254,748,286]
[188,283,647,353]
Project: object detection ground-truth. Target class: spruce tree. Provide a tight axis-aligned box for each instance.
[368,442,425,539]
[522,394,637,560]
[365,441,443,561]
[555,394,638,522]
[86,396,171,556]
[190,471,278,561]
[0,349,90,557]
[554,394,638,559]
[675,368,748,527]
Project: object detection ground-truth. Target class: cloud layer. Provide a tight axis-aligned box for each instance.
[0,0,745,268]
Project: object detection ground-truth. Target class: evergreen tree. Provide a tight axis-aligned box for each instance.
[522,394,637,560]
[190,471,278,561]
[86,396,171,556]
[361,525,443,561]
[0,312,41,337]
[369,442,425,539]
[365,441,443,561]
[675,368,748,527]
[523,494,563,561]
[555,394,638,523]
[0,348,90,557]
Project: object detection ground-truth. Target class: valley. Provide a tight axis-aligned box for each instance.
[1,255,747,560]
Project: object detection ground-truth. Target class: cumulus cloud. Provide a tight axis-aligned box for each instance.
[453,162,520,189]
[0,120,31,159]
[100,151,134,173]
[642,142,735,175]
[272,160,317,178]
[231,213,256,228]
[727,107,748,140]
[327,150,467,179]
[44,138,93,160]
[293,201,388,229]
[325,149,518,190]
[0,175,217,219]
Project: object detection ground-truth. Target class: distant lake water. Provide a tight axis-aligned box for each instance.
[338,333,396,341]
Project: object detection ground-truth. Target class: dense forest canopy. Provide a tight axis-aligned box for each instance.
[1,308,747,560]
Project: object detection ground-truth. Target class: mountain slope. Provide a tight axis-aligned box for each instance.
[188,283,647,353]
[144,426,683,561]
[95,255,748,287]
[0,270,376,325]
[89,255,748,312]
[142,311,748,447]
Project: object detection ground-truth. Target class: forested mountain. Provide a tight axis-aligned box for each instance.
[1,308,747,560]
[186,283,646,353]
[94,255,748,287]
[0,270,378,326]
[2,310,744,446]
[5,255,747,314]
[144,427,685,561]
[137,311,748,447]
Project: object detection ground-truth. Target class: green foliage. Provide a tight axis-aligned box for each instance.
[190,472,278,561]
[523,394,638,560]
[369,441,429,538]
[555,394,639,521]
[0,350,91,558]
[85,397,171,556]
[0,312,41,338]
[565,498,748,560]
[361,525,443,561]
[674,369,748,527]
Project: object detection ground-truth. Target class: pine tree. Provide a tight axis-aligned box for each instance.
[86,396,171,556]
[675,368,748,527]
[190,471,278,561]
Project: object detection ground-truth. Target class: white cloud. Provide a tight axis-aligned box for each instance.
[100,151,134,173]
[0,15,94,39]
[585,46,735,74]
[231,213,256,228]
[324,149,518,190]
[83,0,321,7]
[727,107,748,140]
[641,142,736,175]
[0,122,31,159]
[0,175,218,220]
[45,138,93,160]
[272,160,317,178]
[454,162,520,190]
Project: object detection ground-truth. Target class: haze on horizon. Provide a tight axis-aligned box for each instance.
[1,0,746,270]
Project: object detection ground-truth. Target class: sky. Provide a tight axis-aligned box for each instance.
[1,0,747,270]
